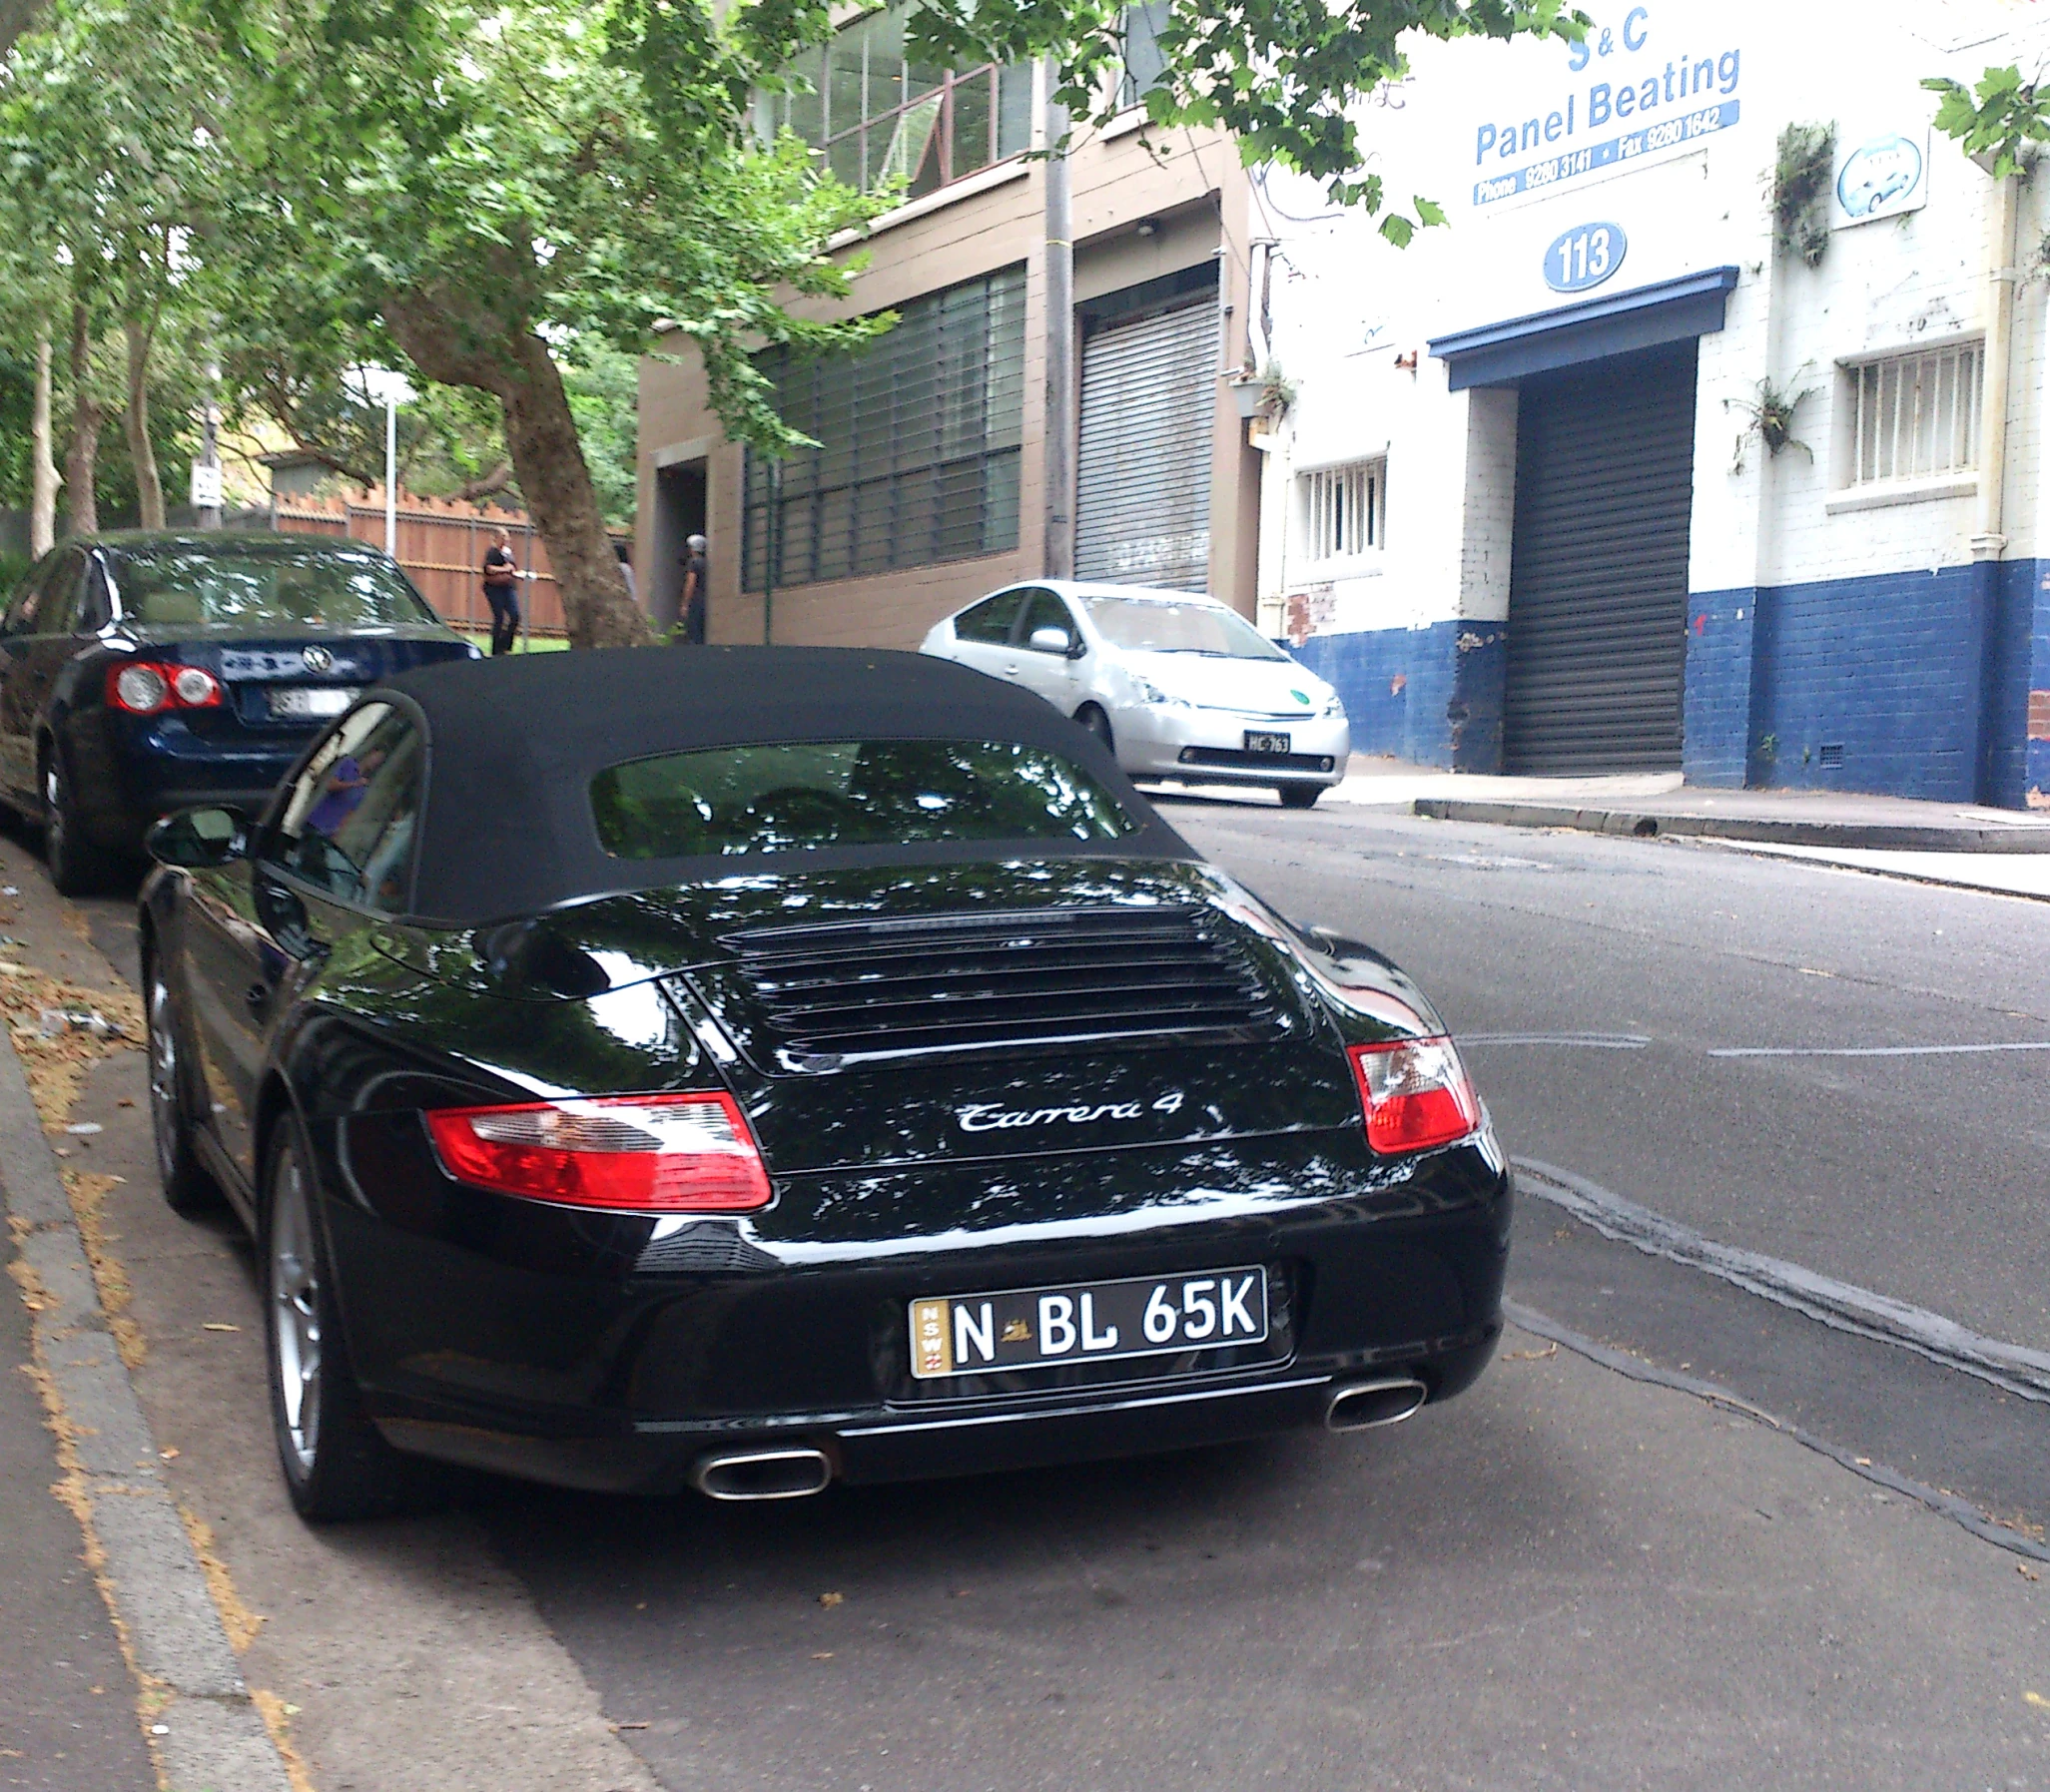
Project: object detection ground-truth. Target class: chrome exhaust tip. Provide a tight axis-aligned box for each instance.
[1325,1377,1428,1434]
[690,1447,833,1501]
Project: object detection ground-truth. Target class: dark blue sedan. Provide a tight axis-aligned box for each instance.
[0,532,477,893]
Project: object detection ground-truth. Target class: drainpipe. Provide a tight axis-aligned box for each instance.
[1970,168,2019,804]
[1041,61,1076,580]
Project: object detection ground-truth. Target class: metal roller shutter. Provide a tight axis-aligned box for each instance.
[1075,300,1217,589]
[1503,340,1700,774]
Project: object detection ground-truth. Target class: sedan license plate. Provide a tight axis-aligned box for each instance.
[269,686,358,720]
[1243,731,1291,755]
[910,1267,1267,1380]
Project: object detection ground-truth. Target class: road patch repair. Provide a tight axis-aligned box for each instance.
[0,885,295,1790]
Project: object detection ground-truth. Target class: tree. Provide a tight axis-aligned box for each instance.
[1923,64,2049,178]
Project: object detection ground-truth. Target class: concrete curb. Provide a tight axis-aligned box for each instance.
[0,1020,294,1792]
[1411,797,2050,854]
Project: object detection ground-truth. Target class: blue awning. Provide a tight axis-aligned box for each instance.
[1428,267,1741,391]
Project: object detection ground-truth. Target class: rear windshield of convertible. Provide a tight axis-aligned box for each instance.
[590,740,1138,860]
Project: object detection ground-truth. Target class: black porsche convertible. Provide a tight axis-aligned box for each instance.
[140,647,1510,1519]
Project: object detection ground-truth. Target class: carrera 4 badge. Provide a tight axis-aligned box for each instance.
[956,1090,1184,1133]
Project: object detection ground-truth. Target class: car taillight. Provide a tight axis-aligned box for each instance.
[424,1091,773,1212]
[1347,1037,1481,1155]
[107,661,222,714]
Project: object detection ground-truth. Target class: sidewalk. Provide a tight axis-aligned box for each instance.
[1328,758,2050,854]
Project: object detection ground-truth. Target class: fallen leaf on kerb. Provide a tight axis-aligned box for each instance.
[819,1591,845,1608]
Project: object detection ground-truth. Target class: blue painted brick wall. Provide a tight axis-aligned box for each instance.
[1682,590,1757,788]
[1285,621,1466,766]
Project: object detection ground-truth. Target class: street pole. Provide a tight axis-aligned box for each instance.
[1041,66,1076,580]
[197,359,223,531]
[763,457,781,645]
[384,397,398,558]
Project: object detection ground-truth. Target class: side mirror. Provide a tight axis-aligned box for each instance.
[1026,625,1072,655]
[1066,635,1089,660]
[146,806,248,869]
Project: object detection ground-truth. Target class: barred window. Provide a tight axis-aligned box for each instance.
[744,267,1026,592]
[757,5,1032,199]
[1303,459,1386,560]
[1848,343,1981,485]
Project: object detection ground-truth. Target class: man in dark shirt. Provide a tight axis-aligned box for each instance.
[482,526,520,655]
[677,533,708,645]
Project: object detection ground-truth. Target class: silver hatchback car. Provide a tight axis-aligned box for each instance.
[920,581,1350,808]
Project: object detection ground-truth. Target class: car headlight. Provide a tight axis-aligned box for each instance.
[1133,677,1191,708]
[1320,694,1346,719]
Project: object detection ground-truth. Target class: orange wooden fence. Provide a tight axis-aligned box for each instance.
[273,491,576,637]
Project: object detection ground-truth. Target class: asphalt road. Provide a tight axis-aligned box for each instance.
[8,804,2049,1791]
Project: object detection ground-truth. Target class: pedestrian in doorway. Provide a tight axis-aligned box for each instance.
[614,539,636,605]
[481,526,521,656]
[678,533,708,645]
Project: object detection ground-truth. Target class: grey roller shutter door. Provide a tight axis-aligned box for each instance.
[1075,300,1217,589]
[1503,339,1699,774]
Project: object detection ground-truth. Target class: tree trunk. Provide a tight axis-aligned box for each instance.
[124,315,165,529]
[63,299,101,538]
[384,288,647,651]
[30,335,59,558]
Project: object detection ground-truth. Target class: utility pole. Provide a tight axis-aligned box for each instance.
[1041,64,1076,579]
[384,395,398,557]
[194,359,223,530]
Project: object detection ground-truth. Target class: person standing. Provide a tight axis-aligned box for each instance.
[481,526,521,656]
[677,533,708,645]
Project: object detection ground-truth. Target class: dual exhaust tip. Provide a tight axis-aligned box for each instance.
[1324,1376,1428,1434]
[690,1380,1426,1497]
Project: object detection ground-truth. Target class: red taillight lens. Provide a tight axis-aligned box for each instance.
[110,663,170,713]
[108,662,222,713]
[424,1091,773,1213]
[1348,1037,1482,1155]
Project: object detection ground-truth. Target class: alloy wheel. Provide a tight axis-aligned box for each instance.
[270,1146,324,1475]
[147,975,180,1189]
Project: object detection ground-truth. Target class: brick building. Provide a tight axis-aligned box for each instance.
[1257,0,2050,807]
[635,7,1265,651]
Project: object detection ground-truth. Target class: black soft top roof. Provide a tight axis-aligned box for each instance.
[380,645,1193,923]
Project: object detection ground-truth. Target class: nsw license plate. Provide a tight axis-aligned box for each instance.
[269,687,358,719]
[1244,731,1291,755]
[909,1267,1268,1380]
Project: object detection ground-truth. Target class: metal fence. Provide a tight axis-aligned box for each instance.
[273,491,572,636]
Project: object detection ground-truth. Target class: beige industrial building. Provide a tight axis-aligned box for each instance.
[636,21,1267,647]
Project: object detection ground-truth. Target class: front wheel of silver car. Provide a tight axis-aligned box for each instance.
[1074,704,1114,753]
[263,1117,411,1521]
[1277,785,1322,810]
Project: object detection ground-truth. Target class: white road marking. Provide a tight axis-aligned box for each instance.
[1463,1033,1651,1048]
[1709,1040,2050,1058]
[1514,1157,2050,1404]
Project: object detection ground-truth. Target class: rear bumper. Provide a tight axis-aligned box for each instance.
[63,711,313,852]
[323,1112,1511,1494]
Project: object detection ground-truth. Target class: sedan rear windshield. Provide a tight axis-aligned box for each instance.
[1081,595,1287,661]
[114,548,439,631]
[591,740,1137,860]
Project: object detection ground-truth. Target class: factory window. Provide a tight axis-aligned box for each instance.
[1847,342,1980,485]
[743,267,1026,591]
[1119,0,1172,110]
[1303,459,1386,561]
[756,6,1032,199]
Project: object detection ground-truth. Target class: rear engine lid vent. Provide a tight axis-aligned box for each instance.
[696,904,1290,1072]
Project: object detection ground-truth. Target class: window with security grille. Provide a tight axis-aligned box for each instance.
[754,6,1031,199]
[1848,343,1981,484]
[1119,0,1172,109]
[1303,459,1386,561]
[743,267,1025,592]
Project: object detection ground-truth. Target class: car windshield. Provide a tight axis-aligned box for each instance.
[114,547,438,631]
[1081,595,1287,660]
[591,739,1138,860]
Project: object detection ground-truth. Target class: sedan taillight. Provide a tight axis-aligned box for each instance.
[424,1091,773,1212]
[1347,1037,1481,1155]
[108,661,222,714]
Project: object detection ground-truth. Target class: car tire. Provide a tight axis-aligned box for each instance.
[1075,704,1114,753]
[41,748,113,897]
[263,1114,416,1521]
[144,950,219,1217]
[1278,785,1322,810]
